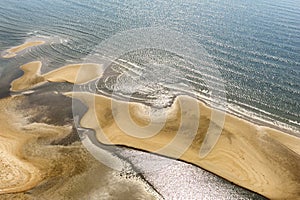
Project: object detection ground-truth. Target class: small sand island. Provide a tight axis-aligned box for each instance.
[4,61,299,199]
[1,41,45,58]
[10,61,103,92]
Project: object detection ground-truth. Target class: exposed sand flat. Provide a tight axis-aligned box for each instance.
[8,61,300,199]
[66,92,300,200]
[0,95,158,199]
[0,98,41,193]
[10,61,45,92]
[43,63,103,84]
[2,41,45,58]
[11,61,103,92]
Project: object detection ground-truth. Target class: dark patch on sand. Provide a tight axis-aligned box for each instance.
[18,92,73,126]
[51,125,80,146]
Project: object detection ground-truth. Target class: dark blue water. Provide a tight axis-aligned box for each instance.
[0,0,299,133]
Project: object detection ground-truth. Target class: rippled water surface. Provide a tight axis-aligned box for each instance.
[0,0,299,133]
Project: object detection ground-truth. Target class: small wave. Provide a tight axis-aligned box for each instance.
[228,100,300,136]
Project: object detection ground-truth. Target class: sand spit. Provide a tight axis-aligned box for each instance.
[8,61,300,199]
[1,41,45,58]
[66,92,300,200]
[0,94,158,199]
[11,61,103,92]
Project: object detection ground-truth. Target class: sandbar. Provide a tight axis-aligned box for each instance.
[2,41,45,58]
[11,61,103,92]
[66,92,300,199]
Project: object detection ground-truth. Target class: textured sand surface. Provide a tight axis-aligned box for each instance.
[68,92,300,199]
[0,95,158,200]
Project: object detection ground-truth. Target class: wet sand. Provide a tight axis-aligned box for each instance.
[0,94,158,199]
[0,98,41,194]
[1,41,45,58]
[7,60,300,199]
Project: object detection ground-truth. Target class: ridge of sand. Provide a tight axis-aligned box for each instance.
[10,61,104,92]
[2,41,45,58]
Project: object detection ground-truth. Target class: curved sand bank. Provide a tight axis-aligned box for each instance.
[10,61,103,91]
[10,61,300,199]
[1,41,45,58]
[67,92,300,200]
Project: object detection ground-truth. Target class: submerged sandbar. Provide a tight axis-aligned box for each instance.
[1,40,45,58]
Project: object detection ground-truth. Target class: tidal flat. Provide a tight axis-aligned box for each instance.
[0,58,298,199]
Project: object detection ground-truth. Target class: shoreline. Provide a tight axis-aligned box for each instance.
[212,100,299,137]
[190,91,300,138]
[227,103,300,137]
